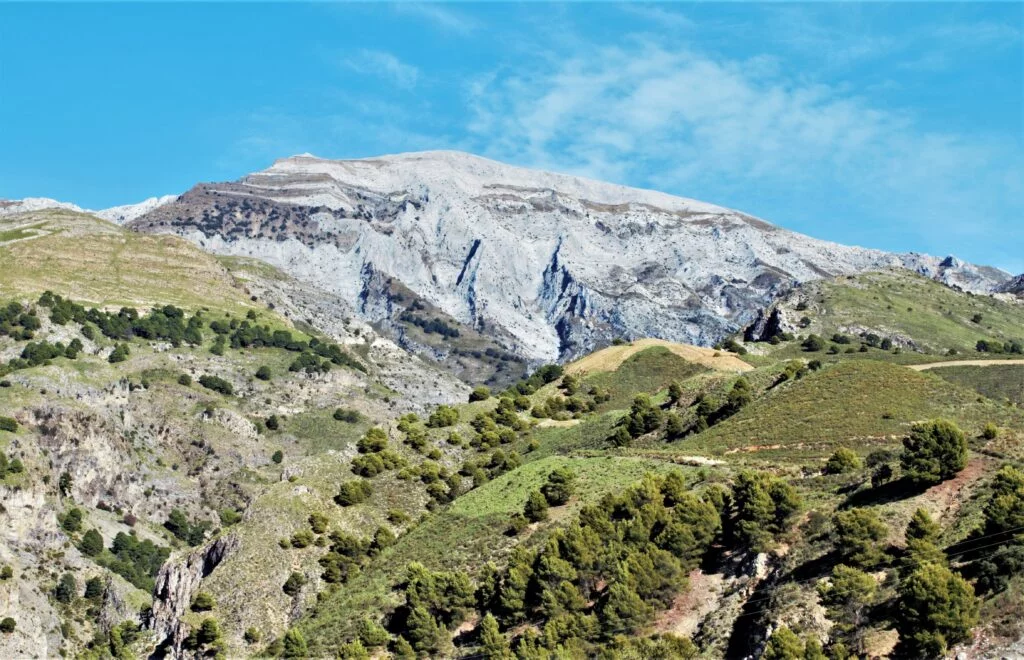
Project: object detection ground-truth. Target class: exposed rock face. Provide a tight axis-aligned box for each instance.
[129,151,1008,362]
[148,536,239,654]
[997,273,1024,296]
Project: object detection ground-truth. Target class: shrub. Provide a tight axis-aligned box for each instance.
[84,577,104,600]
[982,423,999,440]
[178,373,192,386]
[290,530,314,549]
[357,427,389,453]
[108,343,130,363]
[61,508,83,533]
[54,572,77,603]
[802,334,827,352]
[271,450,283,464]
[191,592,216,611]
[0,566,12,580]
[901,419,968,485]
[336,480,373,506]
[469,386,491,402]
[0,417,18,433]
[540,467,576,506]
[824,448,861,475]
[79,529,104,556]
[333,408,363,423]
[309,513,329,534]
[427,405,459,428]
[357,617,390,648]
[255,365,272,381]
[0,617,14,633]
[506,513,529,536]
[282,572,306,597]
[523,490,549,522]
[198,374,233,396]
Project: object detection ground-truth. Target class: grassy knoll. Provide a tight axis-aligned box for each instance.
[581,345,710,410]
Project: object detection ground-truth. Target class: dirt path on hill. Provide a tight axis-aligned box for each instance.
[908,359,1024,371]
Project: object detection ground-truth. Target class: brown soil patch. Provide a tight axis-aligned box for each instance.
[535,418,581,428]
[921,458,993,524]
[652,570,725,638]
[565,338,753,376]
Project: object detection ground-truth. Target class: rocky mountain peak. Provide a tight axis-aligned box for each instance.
[128,151,1008,363]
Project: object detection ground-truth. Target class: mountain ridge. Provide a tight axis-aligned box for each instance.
[125,151,1008,363]
[4,150,1009,363]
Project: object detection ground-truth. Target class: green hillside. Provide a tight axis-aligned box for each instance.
[931,364,1024,407]
[752,269,1024,363]
[682,360,1021,464]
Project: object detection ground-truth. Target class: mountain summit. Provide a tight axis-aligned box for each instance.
[129,150,1007,361]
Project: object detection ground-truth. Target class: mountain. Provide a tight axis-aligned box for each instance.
[127,151,1008,365]
[0,195,177,225]
[92,195,179,224]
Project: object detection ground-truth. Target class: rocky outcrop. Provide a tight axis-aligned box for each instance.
[129,150,1009,362]
[997,273,1024,296]
[148,536,239,655]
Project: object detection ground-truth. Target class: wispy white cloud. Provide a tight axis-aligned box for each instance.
[619,5,696,31]
[465,37,1022,262]
[342,49,419,89]
[394,3,480,35]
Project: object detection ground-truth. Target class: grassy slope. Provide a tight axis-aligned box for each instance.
[0,210,256,313]
[930,364,1024,407]
[759,270,1024,363]
[679,360,1021,464]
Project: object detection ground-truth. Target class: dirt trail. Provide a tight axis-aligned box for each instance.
[909,359,1024,371]
[565,338,753,375]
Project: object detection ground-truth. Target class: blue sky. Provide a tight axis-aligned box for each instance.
[1,3,1021,273]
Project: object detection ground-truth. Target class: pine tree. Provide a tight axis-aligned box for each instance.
[831,508,889,568]
[282,628,308,658]
[404,606,444,655]
[901,419,968,485]
[479,613,512,659]
[79,528,104,556]
[762,626,804,660]
[897,562,979,657]
[392,636,415,659]
[597,583,653,638]
[524,490,549,522]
